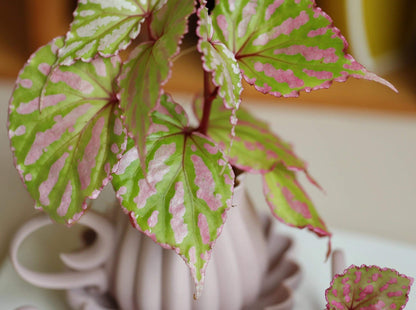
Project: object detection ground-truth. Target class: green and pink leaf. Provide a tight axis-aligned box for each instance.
[58,0,167,65]
[118,0,194,173]
[197,5,242,111]
[8,37,126,224]
[194,96,307,174]
[211,0,396,97]
[112,94,234,298]
[326,265,414,310]
[193,95,328,237]
[264,164,329,237]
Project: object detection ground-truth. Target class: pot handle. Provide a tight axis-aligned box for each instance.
[10,212,115,293]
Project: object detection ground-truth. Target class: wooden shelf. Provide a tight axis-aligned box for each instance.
[0,1,71,79]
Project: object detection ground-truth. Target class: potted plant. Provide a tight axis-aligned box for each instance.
[7,0,413,309]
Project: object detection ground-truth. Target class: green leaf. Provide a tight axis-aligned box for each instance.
[197,6,242,110]
[211,0,396,97]
[264,164,329,237]
[193,96,328,236]
[112,94,234,298]
[58,0,167,65]
[194,96,307,173]
[118,0,194,173]
[8,37,126,224]
[326,265,414,310]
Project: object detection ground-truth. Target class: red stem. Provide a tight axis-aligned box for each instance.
[141,13,154,42]
[198,71,218,135]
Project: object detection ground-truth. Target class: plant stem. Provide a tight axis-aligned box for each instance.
[198,71,217,135]
[141,13,154,42]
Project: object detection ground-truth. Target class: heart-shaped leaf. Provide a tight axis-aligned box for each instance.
[197,5,242,110]
[263,164,329,236]
[326,265,414,310]
[112,94,234,298]
[118,0,194,173]
[211,0,396,97]
[8,37,126,224]
[58,0,167,65]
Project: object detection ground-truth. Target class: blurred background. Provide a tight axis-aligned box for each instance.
[1,0,416,259]
[1,0,415,108]
[0,1,416,308]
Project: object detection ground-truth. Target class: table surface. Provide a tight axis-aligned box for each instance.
[1,80,415,307]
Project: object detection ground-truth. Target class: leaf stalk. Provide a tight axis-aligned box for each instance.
[198,71,218,135]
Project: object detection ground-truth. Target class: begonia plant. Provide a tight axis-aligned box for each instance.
[8,0,406,300]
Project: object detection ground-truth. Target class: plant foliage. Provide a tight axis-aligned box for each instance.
[8,0,400,297]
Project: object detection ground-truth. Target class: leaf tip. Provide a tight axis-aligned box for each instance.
[193,282,204,300]
[363,70,398,93]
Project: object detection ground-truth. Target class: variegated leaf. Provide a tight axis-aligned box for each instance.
[118,0,194,173]
[197,5,242,110]
[263,164,329,236]
[211,0,396,97]
[193,95,328,236]
[58,0,167,65]
[326,265,414,310]
[193,96,307,173]
[112,94,234,298]
[8,37,126,224]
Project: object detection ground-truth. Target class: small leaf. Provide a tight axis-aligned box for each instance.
[8,37,126,224]
[197,5,242,110]
[58,0,167,65]
[326,265,414,310]
[112,94,234,298]
[211,0,396,97]
[118,0,194,173]
[263,164,329,237]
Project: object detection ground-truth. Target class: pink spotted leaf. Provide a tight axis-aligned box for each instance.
[193,95,307,173]
[326,265,414,310]
[58,0,167,65]
[112,94,234,298]
[263,164,329,237]
[193,95,328,237]
[8,37,126,224]
[118,0,194,175]
[211,0,396,97]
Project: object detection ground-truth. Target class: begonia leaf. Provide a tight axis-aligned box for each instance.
[112,94,234,299]
[118,0,194,173]
[58,0,167,65]
[194,96,306,173]
[194,96,328,236]
[8,37,126,224]
[263,164,329,237]
[211,0,396,97]
[197,5,242,110]
[326,265,414,310]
